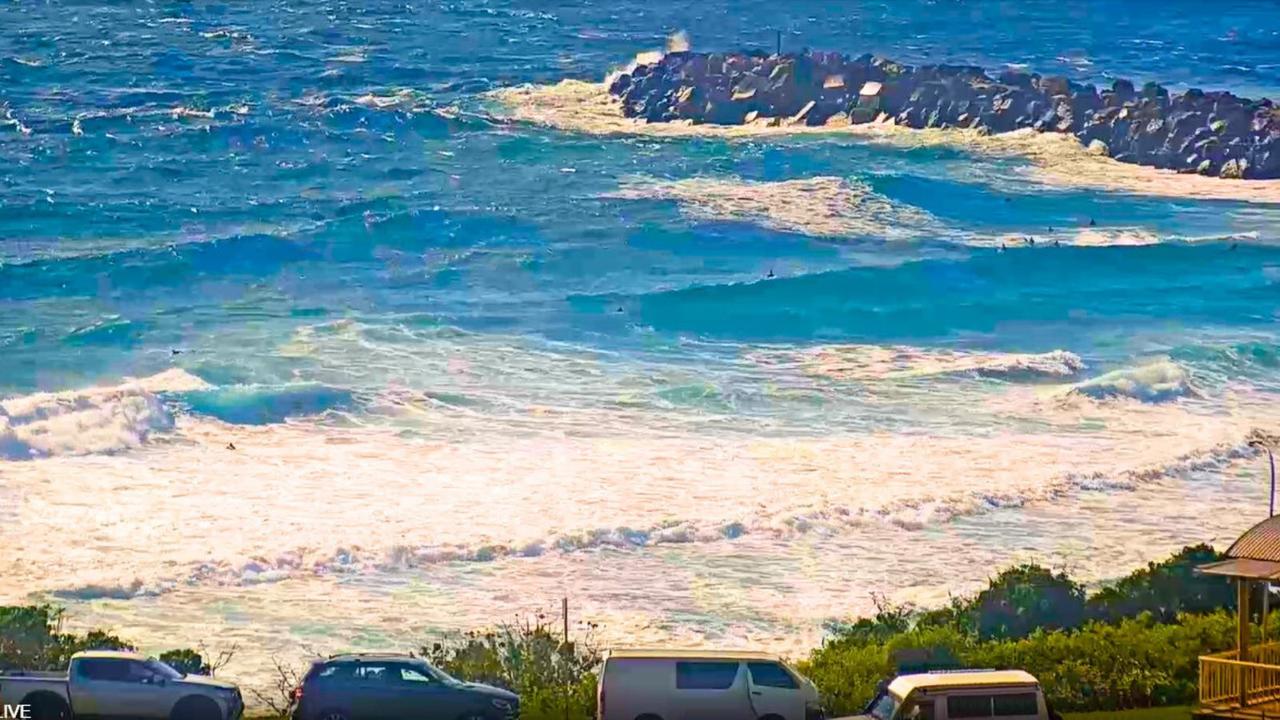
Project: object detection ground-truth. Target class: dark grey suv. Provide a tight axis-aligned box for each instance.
[291,653,518,720]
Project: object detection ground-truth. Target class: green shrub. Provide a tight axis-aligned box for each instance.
[159,648,211,675]
[801,608,1243,715]
[968,612,1236,711]
[0,605,133,671]
[1086,545,1233,623]
[973,564,1087,640]
[423,617,600,720]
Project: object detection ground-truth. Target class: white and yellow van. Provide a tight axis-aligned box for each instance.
[597,648,825,720]
[846,669,1059,720]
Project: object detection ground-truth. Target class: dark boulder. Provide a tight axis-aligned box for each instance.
[606,48,1280,178]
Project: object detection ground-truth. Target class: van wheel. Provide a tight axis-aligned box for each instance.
[24,693,70,720]
[318,709,351,720]
[636,715,664,720]
[170,695,222,720]
[760,715,786,720]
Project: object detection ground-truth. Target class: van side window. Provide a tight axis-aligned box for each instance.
[675,661,739,690]
[993,693,1039,716]
[947,695,993,718]
[747,662,798,689]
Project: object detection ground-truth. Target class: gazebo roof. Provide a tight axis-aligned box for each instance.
[1228,516,1280,561]
[1199,516,1280,580]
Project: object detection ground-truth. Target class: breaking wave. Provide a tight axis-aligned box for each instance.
[1070,361,1196,403]
[0,370,209,460]
[752,345,1086,382]
[177,383,355,425]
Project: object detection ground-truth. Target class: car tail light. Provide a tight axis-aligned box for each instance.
[291,686,303,702]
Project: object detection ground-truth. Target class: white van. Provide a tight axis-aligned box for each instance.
[847,670,1058,720]
[597,648,824,720]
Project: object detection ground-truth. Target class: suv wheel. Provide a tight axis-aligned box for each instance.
[318,710,351,720]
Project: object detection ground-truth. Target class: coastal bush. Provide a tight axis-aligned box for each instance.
[0,604,218,681]
[1085,544,1233,622]
[801,611,1240,715]
[970,612,1237,711]
[422,616,600,720]
[972,564,1087,639]
[159,648,211,675]
[0,604,133,671]
[800,547,1246,715]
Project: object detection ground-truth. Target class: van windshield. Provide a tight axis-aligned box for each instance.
[867,692,900,720]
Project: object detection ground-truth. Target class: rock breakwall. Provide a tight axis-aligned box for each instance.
[608,50,1280,179]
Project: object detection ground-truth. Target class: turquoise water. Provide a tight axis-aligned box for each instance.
[2,0,1279,396]
[3,0,1280,690]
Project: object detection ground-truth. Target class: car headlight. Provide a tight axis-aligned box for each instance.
[491,698,512,709]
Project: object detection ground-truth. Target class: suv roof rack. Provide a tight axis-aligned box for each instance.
[326,651,417,660]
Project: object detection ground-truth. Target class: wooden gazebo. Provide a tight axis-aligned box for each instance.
[1197,516,1280,718]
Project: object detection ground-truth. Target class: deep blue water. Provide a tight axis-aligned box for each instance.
[1,0,1279,416]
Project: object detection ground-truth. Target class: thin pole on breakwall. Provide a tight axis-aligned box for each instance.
[776,30,782,56]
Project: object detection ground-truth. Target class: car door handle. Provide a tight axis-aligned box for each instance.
[751,691,762,696]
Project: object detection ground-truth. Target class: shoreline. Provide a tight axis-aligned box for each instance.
[7,542,1245,717]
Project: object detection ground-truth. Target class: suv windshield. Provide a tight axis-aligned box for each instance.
[422,663,461,685]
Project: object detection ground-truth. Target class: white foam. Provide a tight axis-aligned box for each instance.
[755,344,1086,381]
[354,89,423,110]
[610,175,942,240]
[0,370,209,459]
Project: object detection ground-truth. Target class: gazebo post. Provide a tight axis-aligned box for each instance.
[1242,578,1253,707]
[1193,516,1280,714]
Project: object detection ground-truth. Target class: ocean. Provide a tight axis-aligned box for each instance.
[2,0,1280,695]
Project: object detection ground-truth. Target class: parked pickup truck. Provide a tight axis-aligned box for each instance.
[0,650,243,720]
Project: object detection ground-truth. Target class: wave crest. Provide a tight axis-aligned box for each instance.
[0,370,209,460]
[1070,361,1195,403]
[761,345,1086,382]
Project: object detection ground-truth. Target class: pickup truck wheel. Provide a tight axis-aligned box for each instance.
[24,693,70,720]
[170,695,222,720]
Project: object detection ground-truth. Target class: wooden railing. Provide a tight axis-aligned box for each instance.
[1201,643,1280,709]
